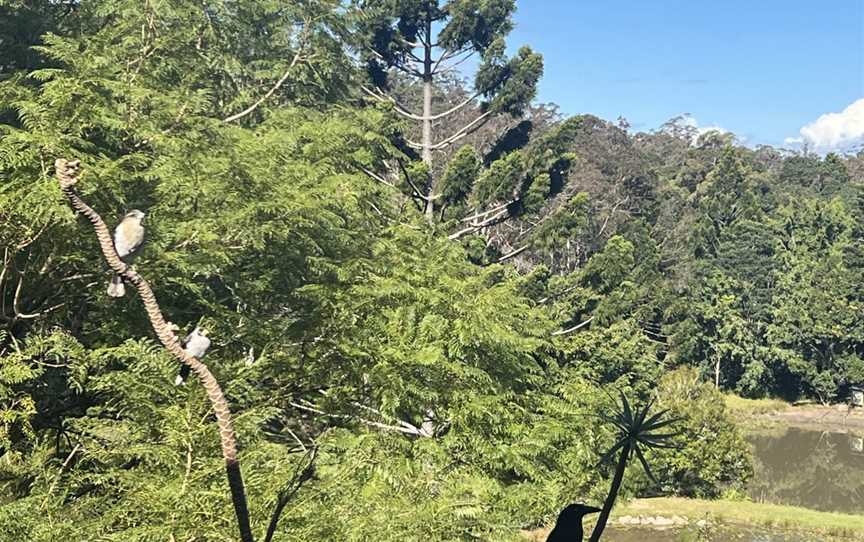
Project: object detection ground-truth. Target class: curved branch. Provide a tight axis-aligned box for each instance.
[552,316,594,336]
[361,85,424,121]
[395,159,429,202]
[55,159,254,542]
[429,91,481,121]
[404,137,424,149]
[460,201,514,223]
[224,52,303,123]
[448,207,510,240]
[431,111,492,150]
[495,244,529,263]
[263,449,317,542]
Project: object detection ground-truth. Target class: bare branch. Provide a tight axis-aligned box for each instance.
[360,163,430,204]
[448,208,509,240]
[289,400,430,437]
[429,92,482,121]
[41,444,82,509]
[344,398,428,435]
[431,111,492,150]
[438,50,477,74]
[552,316,595,336]
[596,196,630,238]
[223,52,303,123]
[431,47,472,75]
[404,137,424,149]
[395,159,429,202]
[430,48,456,74]
[460,201,514,223]
[495,245,529,263]
[263,448,317,542]
[358,166,396,189]
[361,85,424,121]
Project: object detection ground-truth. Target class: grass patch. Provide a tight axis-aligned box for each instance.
[723,394,790,416]
[615,497,864,539]
[723,394,790,427]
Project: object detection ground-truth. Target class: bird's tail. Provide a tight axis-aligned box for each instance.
[107,274,125,297]
[175,364,191,386]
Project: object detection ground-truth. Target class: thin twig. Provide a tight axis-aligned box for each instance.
[448,208,510,240]
[495,244,528,263]
[552,316,595,336]
[262,448,317,542]
[361,85,424,121]
[41,444,81,509]
[289,401,429,437]
[223,52,303,123]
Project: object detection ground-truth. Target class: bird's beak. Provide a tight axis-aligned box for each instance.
[585,505,601,514]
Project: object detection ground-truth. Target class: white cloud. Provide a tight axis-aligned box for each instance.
[661,114,734,145]
[680,115,728,137]
[788,98,864,153]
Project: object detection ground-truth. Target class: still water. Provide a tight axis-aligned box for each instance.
[748,426,864,514]
[605,426,864,541]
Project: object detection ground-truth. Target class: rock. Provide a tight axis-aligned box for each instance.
[671,515,688,525]
[617,515,640,525]
[696,519,708,527]
[652,516,675,526]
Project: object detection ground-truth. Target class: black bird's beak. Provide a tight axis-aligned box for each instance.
[584,505,601,514]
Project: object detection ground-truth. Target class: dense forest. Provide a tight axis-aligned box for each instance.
[1,1,862,541]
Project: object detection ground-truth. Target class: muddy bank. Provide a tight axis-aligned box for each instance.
[764,404,864,429]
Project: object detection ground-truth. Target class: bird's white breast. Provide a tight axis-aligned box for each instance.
[114,219,144,258]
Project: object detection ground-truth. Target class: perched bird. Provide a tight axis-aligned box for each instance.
[175,326,210,385]
[107,209,145,297]
[546,503,602,542]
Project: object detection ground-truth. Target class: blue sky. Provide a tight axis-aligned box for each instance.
[506,1,864,150]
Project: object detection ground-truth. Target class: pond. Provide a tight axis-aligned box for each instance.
[601,425,864,542]
[748,426,864,514]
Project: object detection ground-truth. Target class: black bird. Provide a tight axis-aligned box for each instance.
[546,503,602,542]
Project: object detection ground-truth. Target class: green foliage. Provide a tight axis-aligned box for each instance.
[530,193,590,263]
[588,391,682,542]
[439,0,515,51]
[473,150,525,206]
[353,0,541,117]
[439,145,480,208]
[475,42,544,116]
[0,1,811,540]
[653,367,753,498]
[766,197,864,402]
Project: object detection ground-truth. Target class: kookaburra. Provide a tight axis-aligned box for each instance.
[107,209,145,297]
[175,326,210,385]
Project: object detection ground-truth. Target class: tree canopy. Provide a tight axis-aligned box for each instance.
[2,1,860,541]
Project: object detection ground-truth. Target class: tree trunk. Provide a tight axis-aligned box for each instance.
[588,443,630,542]
[714,353,720,388]
[422,15,435,222]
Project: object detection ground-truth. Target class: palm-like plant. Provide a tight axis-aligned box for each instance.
[588,393,681,542]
